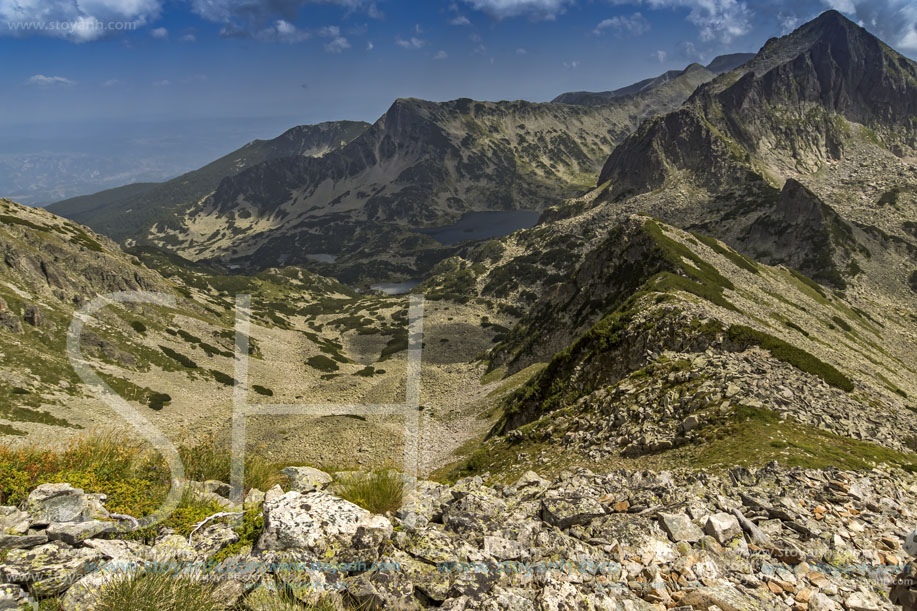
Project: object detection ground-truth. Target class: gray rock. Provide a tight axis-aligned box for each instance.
[282,466,333,493]
[845,591,882,611]
[0,584,33,610]
[809,592,840,611]
[83,538,149,562]
[0,310,22,334]
[0,533,48,550]
[25,483,89,525]
[0,542,103,598]
[704,512,742,545]
[203,480,232,498]
[189,523,239,558]
[257,491,392,564]
[0,506,30,535]
[46,520,112,545]
[346,561,415,610]
[541,496,606,529]
[658,512,704,543]
[23,305,42,327]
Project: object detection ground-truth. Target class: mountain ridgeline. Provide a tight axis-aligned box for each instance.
[48,56,747,276]
[46,120,370,242]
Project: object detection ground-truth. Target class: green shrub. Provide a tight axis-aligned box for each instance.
[307,355,339,372]
[148,393,172,411]
[159,346,198,369]
[130,321,148,335]
[210,370,234,386]
[726,325,854,392]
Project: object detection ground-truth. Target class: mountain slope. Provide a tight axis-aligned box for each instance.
[551,53,752,107]
[140,64,724,275]
[574,10,917,298]
[47,121,370,242]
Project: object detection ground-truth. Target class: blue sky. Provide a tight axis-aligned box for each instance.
[4,0,916,127]
[1,0,916,202]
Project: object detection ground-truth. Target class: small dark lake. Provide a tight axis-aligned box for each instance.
[418,210,540,245]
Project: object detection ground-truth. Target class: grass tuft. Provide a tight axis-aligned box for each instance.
[336,470,404,515]
[94,570,223,611]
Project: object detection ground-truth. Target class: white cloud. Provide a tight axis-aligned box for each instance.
[151,26,168,38]
[612,0,751,43]
[366,40,374,50]
[102,78,120,86]
[27,74,76,86]
[396,36,426,49]
[593,12,650,36]
[822,0,917,53]
[653,49,667,62]
[325,37,350,51]
[563,59,580,69]
[189,0,380,38]
[516,47,528,54]
[462,0,575,20]
[152,79,171,86]
[433,50,448,59]
[450,15,471,25]
[247,19,310,42]
[180,32,196,42]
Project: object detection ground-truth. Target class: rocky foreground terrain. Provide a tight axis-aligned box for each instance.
[2,462,916,610]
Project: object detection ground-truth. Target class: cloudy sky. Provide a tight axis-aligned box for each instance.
[1,0,916,201]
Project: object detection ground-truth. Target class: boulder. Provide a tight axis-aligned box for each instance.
[189,523,239,558]
[0,310,21,334]
[540,497,606,529]
[257,491,393,564]
[0,584,32,610]
[46,520,112,545]
[346,561,415,610]
[0,542,103,598]
[282,466,333,493]
[658,512,704,543]
[0,506,30,535]
[25,483,89,525]
[704,512,742,546]
[23,305,42,327]
[0,533,48,550]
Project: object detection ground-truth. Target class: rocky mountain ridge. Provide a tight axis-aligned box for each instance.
[46,121,370,243]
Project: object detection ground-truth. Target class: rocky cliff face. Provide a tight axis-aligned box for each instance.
[600,11,917,197]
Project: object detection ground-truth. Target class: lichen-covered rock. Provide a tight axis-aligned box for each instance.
[25,483,89,525]
[0,507,30,536]
[0,584,33,610]
[0,542,103,598]
[282,466,333,493]
[0,533,48,550]
[703,512,742,546]
[345,559,415,610]
[46,520,112,545]
[540,496,606,529]
[658,512,704,543]
[256,491,392,564]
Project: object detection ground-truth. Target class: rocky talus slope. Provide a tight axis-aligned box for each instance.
[2,463,917,610]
